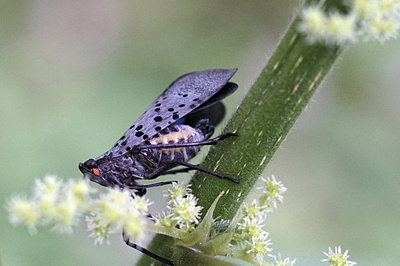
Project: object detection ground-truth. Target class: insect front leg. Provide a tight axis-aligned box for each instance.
[122,231,174,265]
[125,180,176,196]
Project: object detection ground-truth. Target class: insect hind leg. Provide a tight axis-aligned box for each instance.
[161,167,194,175]
[175,161,241,183]
[133,132,238,150]
[122,231,174,265]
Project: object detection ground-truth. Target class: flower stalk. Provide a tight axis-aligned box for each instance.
[139,1,346,264]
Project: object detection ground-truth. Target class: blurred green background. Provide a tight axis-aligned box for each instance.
[1,1,399,265]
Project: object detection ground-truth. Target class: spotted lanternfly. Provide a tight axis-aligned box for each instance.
[79,68,240,195]
[78,69,240,265]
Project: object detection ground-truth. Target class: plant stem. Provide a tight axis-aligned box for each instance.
[138,13,342,266]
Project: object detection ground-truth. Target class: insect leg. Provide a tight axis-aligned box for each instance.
[122,231,174,265]
[174,161,241,183]
[136,180,176,188]
[161,167,194,175]
[129,181,176,196]
[133,132,238,150]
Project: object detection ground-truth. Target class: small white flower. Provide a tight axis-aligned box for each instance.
[237,216,264,240]
[93,187,132,226]
[7,195,40,234]
[367,18,399,42]
[245,234,273,265]
[170,194,202,228]
[325,12,358,45]
[51,199,78,234]
[86,214,115,245]
[298,5,328,43]
[33,176,62,218]
[322,246,357,266]
[33,175,62,200]
[123,211,143,239]
[69,179,92,206]
[354,0,379,19]
[104,187,132,206]
[152,211,175,227]
[260,175,287,211]
[132,195,152,214]
[244,199,267,219]
[164,181,191,202]
[377,0,400,18]
[273,253,296,266]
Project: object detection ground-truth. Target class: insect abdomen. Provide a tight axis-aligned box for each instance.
[148,124,204,162]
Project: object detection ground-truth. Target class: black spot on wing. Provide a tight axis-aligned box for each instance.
[154,116,163,122]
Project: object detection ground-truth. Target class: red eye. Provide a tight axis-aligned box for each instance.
[92,168,99,176]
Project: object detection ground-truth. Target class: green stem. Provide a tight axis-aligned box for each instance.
[138,11,342,266]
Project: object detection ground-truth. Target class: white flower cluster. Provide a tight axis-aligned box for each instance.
[8,175,90,234]
[259,175,287,212]
[8,175,353,266]
[298,0,400,46]
[153,182,202,232]
[229,175,288,265]
[86,188,151,244]
[7,175,150,244]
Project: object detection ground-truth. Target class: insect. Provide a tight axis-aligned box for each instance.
[79,68,240,195]
[78,69,240,265]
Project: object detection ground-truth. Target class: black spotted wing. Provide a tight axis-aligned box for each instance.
[190,81,238,113]
[182,82,238,128]
[102,68,237,158]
